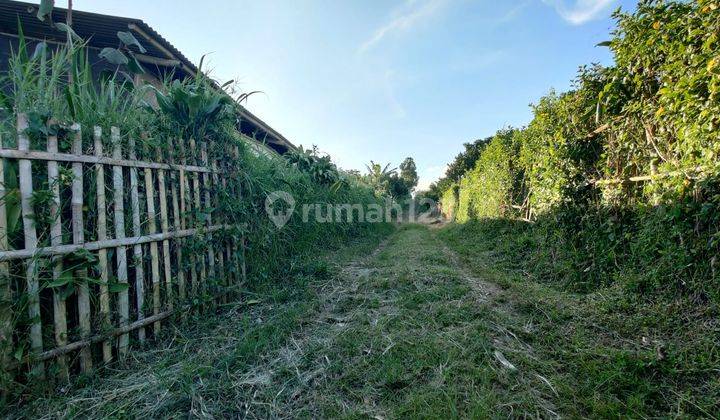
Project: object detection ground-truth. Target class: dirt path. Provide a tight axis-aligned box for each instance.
[228,225,559,418]
[16,225,562,418]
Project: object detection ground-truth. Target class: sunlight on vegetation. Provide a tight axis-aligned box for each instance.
[1,0,719,418]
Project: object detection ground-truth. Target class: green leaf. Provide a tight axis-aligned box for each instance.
[55,23,82,42]
[13,346,24,361]
[31,41,47,60]
[99,48,129,65]
[65,85,77,119]
[117,31,147,53]
[59,284,76,301]
[108,282,130,293]
[37,0,54,21]
[126,52,145,75]
[595,41,612,47]
[46,270,73,288]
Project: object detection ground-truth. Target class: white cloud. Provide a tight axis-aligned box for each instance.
[542,0,617,25]
[358,0,447,54]
[495,0,531,26]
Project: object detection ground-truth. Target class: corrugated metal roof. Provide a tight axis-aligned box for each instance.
[0,0,295,153]
[0,0,197,76]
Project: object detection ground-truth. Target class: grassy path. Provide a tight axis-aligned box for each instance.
[14,225,567,418]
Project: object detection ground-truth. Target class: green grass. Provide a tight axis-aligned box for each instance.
[8,222,717,418]
[438,220,720,418]
[3,228,391,418]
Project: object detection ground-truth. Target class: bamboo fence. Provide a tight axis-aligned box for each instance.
[0,113,247,382]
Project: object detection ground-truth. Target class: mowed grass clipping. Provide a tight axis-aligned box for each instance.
[439,220,720,418]
[6,229,390,418]
[11,222,714,418]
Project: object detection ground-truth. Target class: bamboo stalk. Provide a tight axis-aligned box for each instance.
[201,144,215,298]
[233,145,246,286]
[71,124,92,373]
[32,309,174,363]
[128,137,146,343]
[217,172,226,303]
[0,133,11,388]
[47,126,68,378]
[180,140,198,308]
[18,281,243,367]
[593,167,706,185]
[169,140,185,303]
[156,149,172,311]
[0,148,215,173]
[144,166,161,334]
[17,113,44,377]
[190,139,205,305]
[0,224,233,262]
[111,127,130,358]
[94,127,113,363]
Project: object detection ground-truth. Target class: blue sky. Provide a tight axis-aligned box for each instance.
[58,0,636,189]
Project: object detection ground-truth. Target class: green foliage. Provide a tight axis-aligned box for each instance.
[284,145,340,186]
[364,158,418,200]
[152,71,234,141]
[440,183,458,221]
[455,129,522,222]
[399,157,418,191]
[440,0,720,302]
[439,221,720,417]
[0,15,392,398]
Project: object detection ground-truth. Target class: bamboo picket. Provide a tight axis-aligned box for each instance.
[72,125,92,373]
[156,149,172,311]
[169,140,185,303]
[112,127,130,358]
[2,114,245,381]
[94,127,113,364]
[47,126,68,378]
[0,134,11,387]
[128,137,146,343]
[17,114,44,377]
[190,139,206,305]
[201,144,215,290]
[144,164,161,334]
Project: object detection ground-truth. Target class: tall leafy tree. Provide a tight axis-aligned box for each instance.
[399,157,419,191]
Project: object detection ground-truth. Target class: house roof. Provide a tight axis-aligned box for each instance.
[0,0,295,154]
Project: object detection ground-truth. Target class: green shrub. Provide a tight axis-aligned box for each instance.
[440,0,720,300]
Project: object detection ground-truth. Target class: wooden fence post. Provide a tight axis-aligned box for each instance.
[17,113,44,377]
[128,137,146,343]
[47,124,68,378]
[190,139,205,306]
[71,124,92,373]
[0,133,13,390]
[144,164,161,334]
[169,140,185,304]
[200,144,215,299]
[216,164,226,303]
[156,148,172,311]
[94,127,113,363]
[179,139,196,307]
[111,127,130,358]
[233,145,247,286]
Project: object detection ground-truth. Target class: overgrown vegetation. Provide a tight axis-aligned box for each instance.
[435,0,720,415]
[0,12,391,403]
[364,158,419,200]
[8,226,392,418]
[441,0,720,298]
[439,221,719,417]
